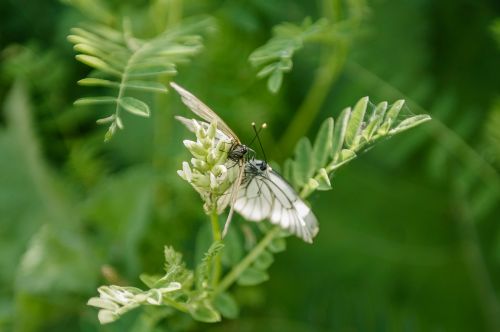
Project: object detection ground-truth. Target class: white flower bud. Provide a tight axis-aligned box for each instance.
[191,158,208,172]
[183,140,207,159]
[192,173,209,188]
[212,164,227,178]
[207,121,217,139]
[216,140,229,153]
[179,120,234,212]
[194,119,206,139]
[200,136,213,149]
[181,162,192,181]
[209,172,218,189]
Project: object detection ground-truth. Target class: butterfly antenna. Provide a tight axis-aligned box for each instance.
[252,122,268,163]
[248,123,264,146]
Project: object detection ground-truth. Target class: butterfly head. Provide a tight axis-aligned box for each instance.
[256,160,269,171]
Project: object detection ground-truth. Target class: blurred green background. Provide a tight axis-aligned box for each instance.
[1,0,499,331]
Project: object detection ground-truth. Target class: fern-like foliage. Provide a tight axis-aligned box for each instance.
[283,97,431,198]
[249,18,328,93]
[88,244,225,324]
[68,17,214,141]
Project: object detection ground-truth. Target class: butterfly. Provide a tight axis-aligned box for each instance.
[170,82,319,243]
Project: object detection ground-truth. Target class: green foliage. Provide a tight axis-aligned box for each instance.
[1,0,498,331]
[89,245,225,324]
[249,18,328,93]
[68,17,214,141]
[83,91,433,324]
[285,97,431,197]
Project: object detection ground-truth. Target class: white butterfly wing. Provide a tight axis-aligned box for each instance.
[170,82,240,141]
[234,162,319,243]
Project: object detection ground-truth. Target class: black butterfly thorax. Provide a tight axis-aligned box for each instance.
[228,143,249,162]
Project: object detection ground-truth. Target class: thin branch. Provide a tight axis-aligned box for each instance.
[210,206,222,286]
[277,43,347,158]
[215,227,281,294]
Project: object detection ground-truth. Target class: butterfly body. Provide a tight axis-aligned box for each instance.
[228,143,249,162]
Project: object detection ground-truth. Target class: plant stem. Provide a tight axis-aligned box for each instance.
[276,0,359,158]
[167,0,183,28]
[215,226,281,294]
[163,297,189,313]
[277,42,347,158]
[210,207,222,286]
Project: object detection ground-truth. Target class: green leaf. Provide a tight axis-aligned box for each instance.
[379,99,405,134]
[213,292,239,319]
[222,227,244,267]
[344,96,368,148]
[139,274,163,288]
[305,178,319,191]
[388,114,431,135]
[104,123,117,141]
[127,65,177,78]
[249,18,329,93]
[79,78,168,94]
[73,43,126,68]
[78,78,120,88]
[119,97,150,117]
[316,168,332,190]
[283,158,294,184]
[69,33,125,57]
[74,96,117,105]
[268,70,283,93]
[292,137,313,187]
[257,63,278,78]
[70,18,213,140]
[254,249,274,270]
[197,241,224,288]
[237,267,269,286]
[75,54,121,77]
[331,107,351,162]
[340,149,356,162]
[84,23,124,44]
[267,237,286,253]
[124,80,168,93]
[362,115,383,141]
[370,101,388,121]
[312,117,334,170]
[188,300,221,323]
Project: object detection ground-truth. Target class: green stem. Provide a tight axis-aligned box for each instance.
[277,42,347,158]
[163,297,189,313]
[299,132,400,198]
[210,207,221,286]
[167,0,183,28]
[215,227,281,294]
[276,0,359,158]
